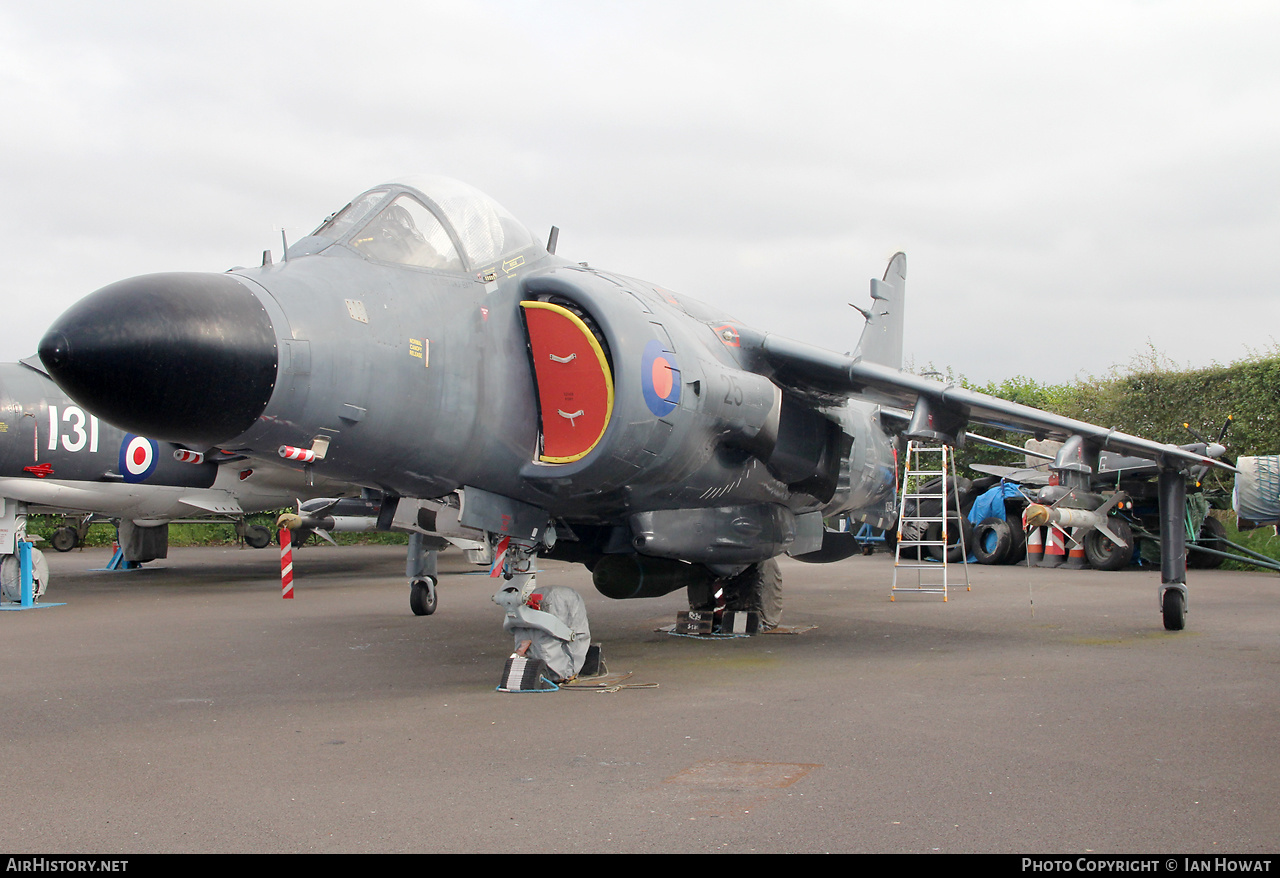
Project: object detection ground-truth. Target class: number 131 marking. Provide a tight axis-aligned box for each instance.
[47,405,100,453]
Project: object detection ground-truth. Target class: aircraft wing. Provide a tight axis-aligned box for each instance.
[740,331,1234,474]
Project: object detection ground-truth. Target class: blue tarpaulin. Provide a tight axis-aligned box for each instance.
[967,482,1026,525]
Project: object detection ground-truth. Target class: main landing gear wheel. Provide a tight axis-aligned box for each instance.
[243,525,273,549]
[409,577,438,616]
[1162,587,1187,631]
[1083,519,1134,571]
[1,548,49,600]
[50,527,79,553]
[723,558,782,629]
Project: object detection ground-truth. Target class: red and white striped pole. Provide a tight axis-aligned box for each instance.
[489,535,510,578]
[280,528,294,599]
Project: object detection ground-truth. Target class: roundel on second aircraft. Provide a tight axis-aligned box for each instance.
[119,434,159,483]
[641,339,680,417]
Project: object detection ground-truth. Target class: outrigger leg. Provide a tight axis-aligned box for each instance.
[1158,468,1188,631]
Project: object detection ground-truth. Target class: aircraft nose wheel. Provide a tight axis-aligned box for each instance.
[409,576,438,616]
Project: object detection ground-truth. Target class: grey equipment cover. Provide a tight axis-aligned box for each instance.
[495,582,591,682]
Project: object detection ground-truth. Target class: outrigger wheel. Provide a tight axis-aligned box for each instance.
[410,576,438,616]
[1161,586,1187,631]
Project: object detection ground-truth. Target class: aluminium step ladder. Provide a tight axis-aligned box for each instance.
[892,441,970,600]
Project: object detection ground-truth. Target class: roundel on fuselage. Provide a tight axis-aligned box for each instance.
[641,339,680,417]
[120,434,159,482]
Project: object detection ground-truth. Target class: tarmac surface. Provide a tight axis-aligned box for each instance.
[2,544,1277,854]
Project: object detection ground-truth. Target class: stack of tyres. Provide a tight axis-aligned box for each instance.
[970,480,1030,566]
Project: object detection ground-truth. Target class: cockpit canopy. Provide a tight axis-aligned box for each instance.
[306,175,540,272]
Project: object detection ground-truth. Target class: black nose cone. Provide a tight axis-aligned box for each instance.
[39,272,278,446]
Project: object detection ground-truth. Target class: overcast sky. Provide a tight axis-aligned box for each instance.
[2,1,1277,386]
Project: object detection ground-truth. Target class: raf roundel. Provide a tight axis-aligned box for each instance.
[640,339,680,417]
[119,434,159,483]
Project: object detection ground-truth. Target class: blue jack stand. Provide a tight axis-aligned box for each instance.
[854,522,888,548]
[107,546,142,570]
[91,546,143,572]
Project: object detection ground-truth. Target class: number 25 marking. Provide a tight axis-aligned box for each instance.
[720,374,744,406]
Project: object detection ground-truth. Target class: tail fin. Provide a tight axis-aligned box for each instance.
[852,252,906,370]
